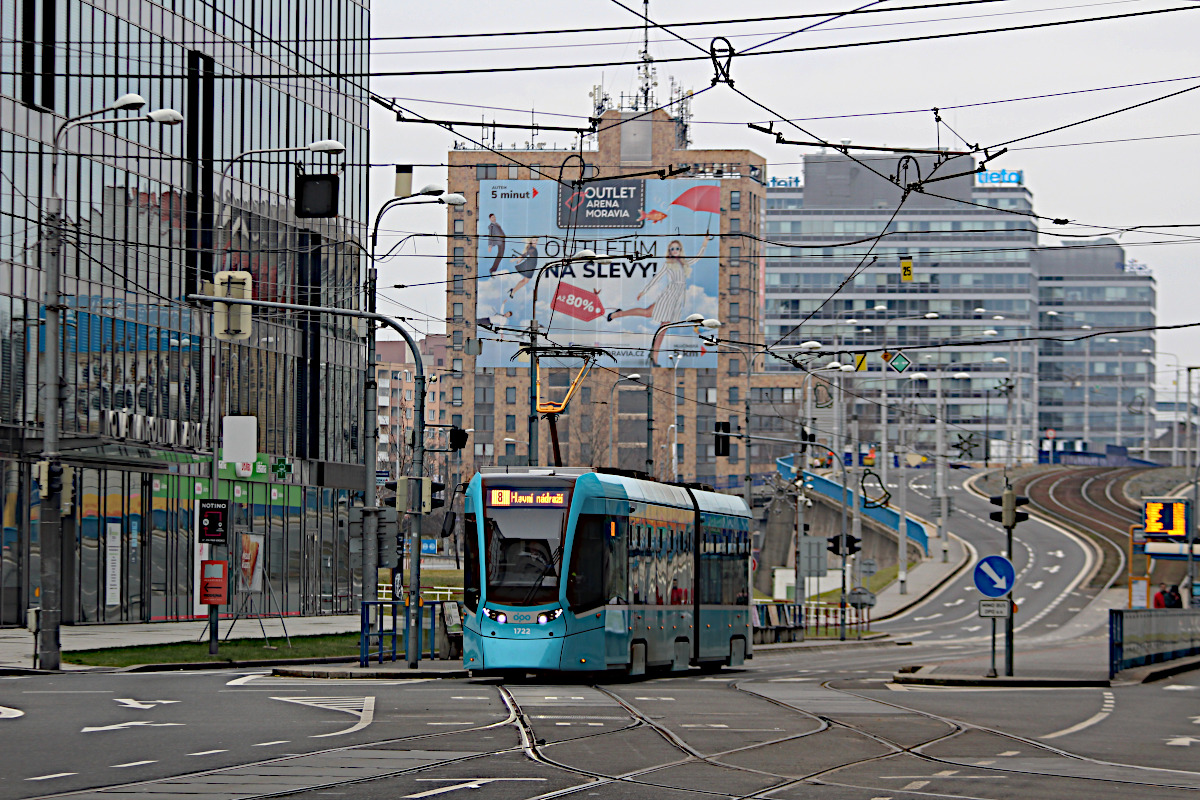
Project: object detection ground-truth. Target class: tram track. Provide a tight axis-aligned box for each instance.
[25,669,1200,800]
[1017,467,1133,591]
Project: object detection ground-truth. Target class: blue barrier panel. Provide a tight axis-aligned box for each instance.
[783,466,928,556]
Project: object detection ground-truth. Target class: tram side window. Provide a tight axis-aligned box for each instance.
[567,515,605,611]
[604,518,628,603]
[700,523,722,604]
[463,513,480,611]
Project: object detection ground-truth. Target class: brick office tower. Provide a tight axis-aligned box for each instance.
[443,109,811,494]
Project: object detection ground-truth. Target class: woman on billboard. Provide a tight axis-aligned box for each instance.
[606,234,711,364]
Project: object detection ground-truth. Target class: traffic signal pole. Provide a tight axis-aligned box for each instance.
[363,268,379,614]
[990,484,1028,676]
[187,293,427,667]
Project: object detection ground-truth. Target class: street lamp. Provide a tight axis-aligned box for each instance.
[1081,324,1093,450]
[647,316,719,475]
[39,94,182,670]
[1159,351,1182,465]
[608,373,641,468]
[878,311,938,487]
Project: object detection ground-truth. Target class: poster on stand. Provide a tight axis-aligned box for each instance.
[240,532,264,592]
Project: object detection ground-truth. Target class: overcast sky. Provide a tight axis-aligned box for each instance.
[366,0,1200,391]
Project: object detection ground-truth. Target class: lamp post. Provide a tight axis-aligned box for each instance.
[39,94,182,670]
[669,352,684,481]
[648,316,720,477]
[1080,324,1093,451]
[912,369,971,564]
[607,373,641,468]
[1107,338,1123,449]
[1158,351,1181,465]
[878,312,938,488]
[364,183,463,609]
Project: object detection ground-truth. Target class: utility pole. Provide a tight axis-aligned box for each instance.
[850,413,862,588]
[744,390,753,510]
[362,267,380,612]
[897,392,909,594]
[935,375,949,563]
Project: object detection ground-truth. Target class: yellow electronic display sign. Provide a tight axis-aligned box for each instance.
[487,488,568,508]
[1143,498,1190,538]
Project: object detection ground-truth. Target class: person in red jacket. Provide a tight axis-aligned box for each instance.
[1154,582,1169,608]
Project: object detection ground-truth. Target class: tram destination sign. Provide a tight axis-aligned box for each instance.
[487,488,569,508]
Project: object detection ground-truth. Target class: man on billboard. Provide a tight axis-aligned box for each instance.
[486,213,506,274]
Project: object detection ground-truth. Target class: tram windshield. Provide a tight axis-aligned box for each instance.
[482,485,571,606]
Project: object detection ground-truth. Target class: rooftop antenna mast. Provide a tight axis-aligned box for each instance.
[637,0,657,110]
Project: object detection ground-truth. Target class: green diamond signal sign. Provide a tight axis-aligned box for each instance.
[886,351,911,373]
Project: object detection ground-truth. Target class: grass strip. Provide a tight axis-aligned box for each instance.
[63,632,363,668]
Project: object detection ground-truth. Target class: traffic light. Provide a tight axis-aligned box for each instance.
[449,426,469,451]
[424,479,446,512]
[827,535,842,556]
[60,466,74,513]
[715,421,730,457]
[844,534,861,557]
[295,173,340,218]
[213,270,253,341]
[382,478,407,509]
[799,426,816,454]
[46,462,63,498]
[989,487,1030,529]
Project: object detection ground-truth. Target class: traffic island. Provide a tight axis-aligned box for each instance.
[891,664,1110,688]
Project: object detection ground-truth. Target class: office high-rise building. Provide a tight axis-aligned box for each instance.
[0,0,369,625]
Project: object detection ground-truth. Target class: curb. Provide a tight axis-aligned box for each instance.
[273,664,471,680]
[892,665,1109,688]
[100,656,361,673]
[1116,654,1200,684]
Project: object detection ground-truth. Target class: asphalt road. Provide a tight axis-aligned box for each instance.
[3,654,1200,800]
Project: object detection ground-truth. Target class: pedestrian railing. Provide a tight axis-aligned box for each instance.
[1109,608,1200,677]
[359,599,463,667]
[750,601,869,643]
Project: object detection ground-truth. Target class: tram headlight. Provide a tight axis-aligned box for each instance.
[496,612,507,624]
[537,609,563,625]
[484,609,507,624]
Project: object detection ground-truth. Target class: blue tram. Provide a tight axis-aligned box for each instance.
[461,467,752,675]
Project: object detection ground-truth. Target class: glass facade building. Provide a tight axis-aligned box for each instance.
[764,155,1156,463]
[0,0,369,625]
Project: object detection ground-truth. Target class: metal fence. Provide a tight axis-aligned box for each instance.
[1109,609,1200,677]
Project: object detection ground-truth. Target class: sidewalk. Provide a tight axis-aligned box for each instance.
[0,615,361,670]
[871,530,972,620]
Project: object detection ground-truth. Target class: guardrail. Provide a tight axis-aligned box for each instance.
[359,600,463,667]
[1109,608,1200,677]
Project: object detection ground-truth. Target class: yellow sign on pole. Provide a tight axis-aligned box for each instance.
[854,353,867,371]
[900,259,914,282]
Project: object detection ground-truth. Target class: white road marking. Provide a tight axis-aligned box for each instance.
[999,751,1019,756]
[111,760,156,768]
[113,699,180,709]
[273,696,376,738]
[943,599,965,607]
[428,721,474,726]
[1166,736,1200,746]
[252,740,290,746]
[902,781,929,790]
[225,673,267,686]
[187,750,227,756]
[451,696,489,700]
[81,721,184,733]
[1028,581,1044,590]
[26,773,76,781]
[405,778,545,798]
[1042,691,1115,739]
[1044,565,1061,574]
[912,614,942,622]
[1050,550,1064,558]
[1165,685,1197,691]
[965,626,982,632]
[902,630,933,638]
[0,705,24,719]
[635,697,675,701]
[681,723,729,728]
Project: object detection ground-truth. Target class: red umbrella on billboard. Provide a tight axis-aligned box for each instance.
[670,185,721,233]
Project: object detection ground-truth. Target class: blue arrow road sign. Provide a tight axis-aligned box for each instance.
[974,555,1015,598]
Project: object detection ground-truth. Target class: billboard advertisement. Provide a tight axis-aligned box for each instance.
[475,179,722,368]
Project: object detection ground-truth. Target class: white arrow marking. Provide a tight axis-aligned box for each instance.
[273,696,376,737]
[113,699,180,710]
[405,779,545,798]
[913,614,942,622]
[0,705,24,719]
[980,562,1007,591]
[225,673,267,686]
[965,625,982,632]
[81,721,184,733]
[1050,550,1064,558]
[1166,736,1200,746]
[1029,581,1044,591]
[1044,565,1061,574]
[944,599,965,607]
